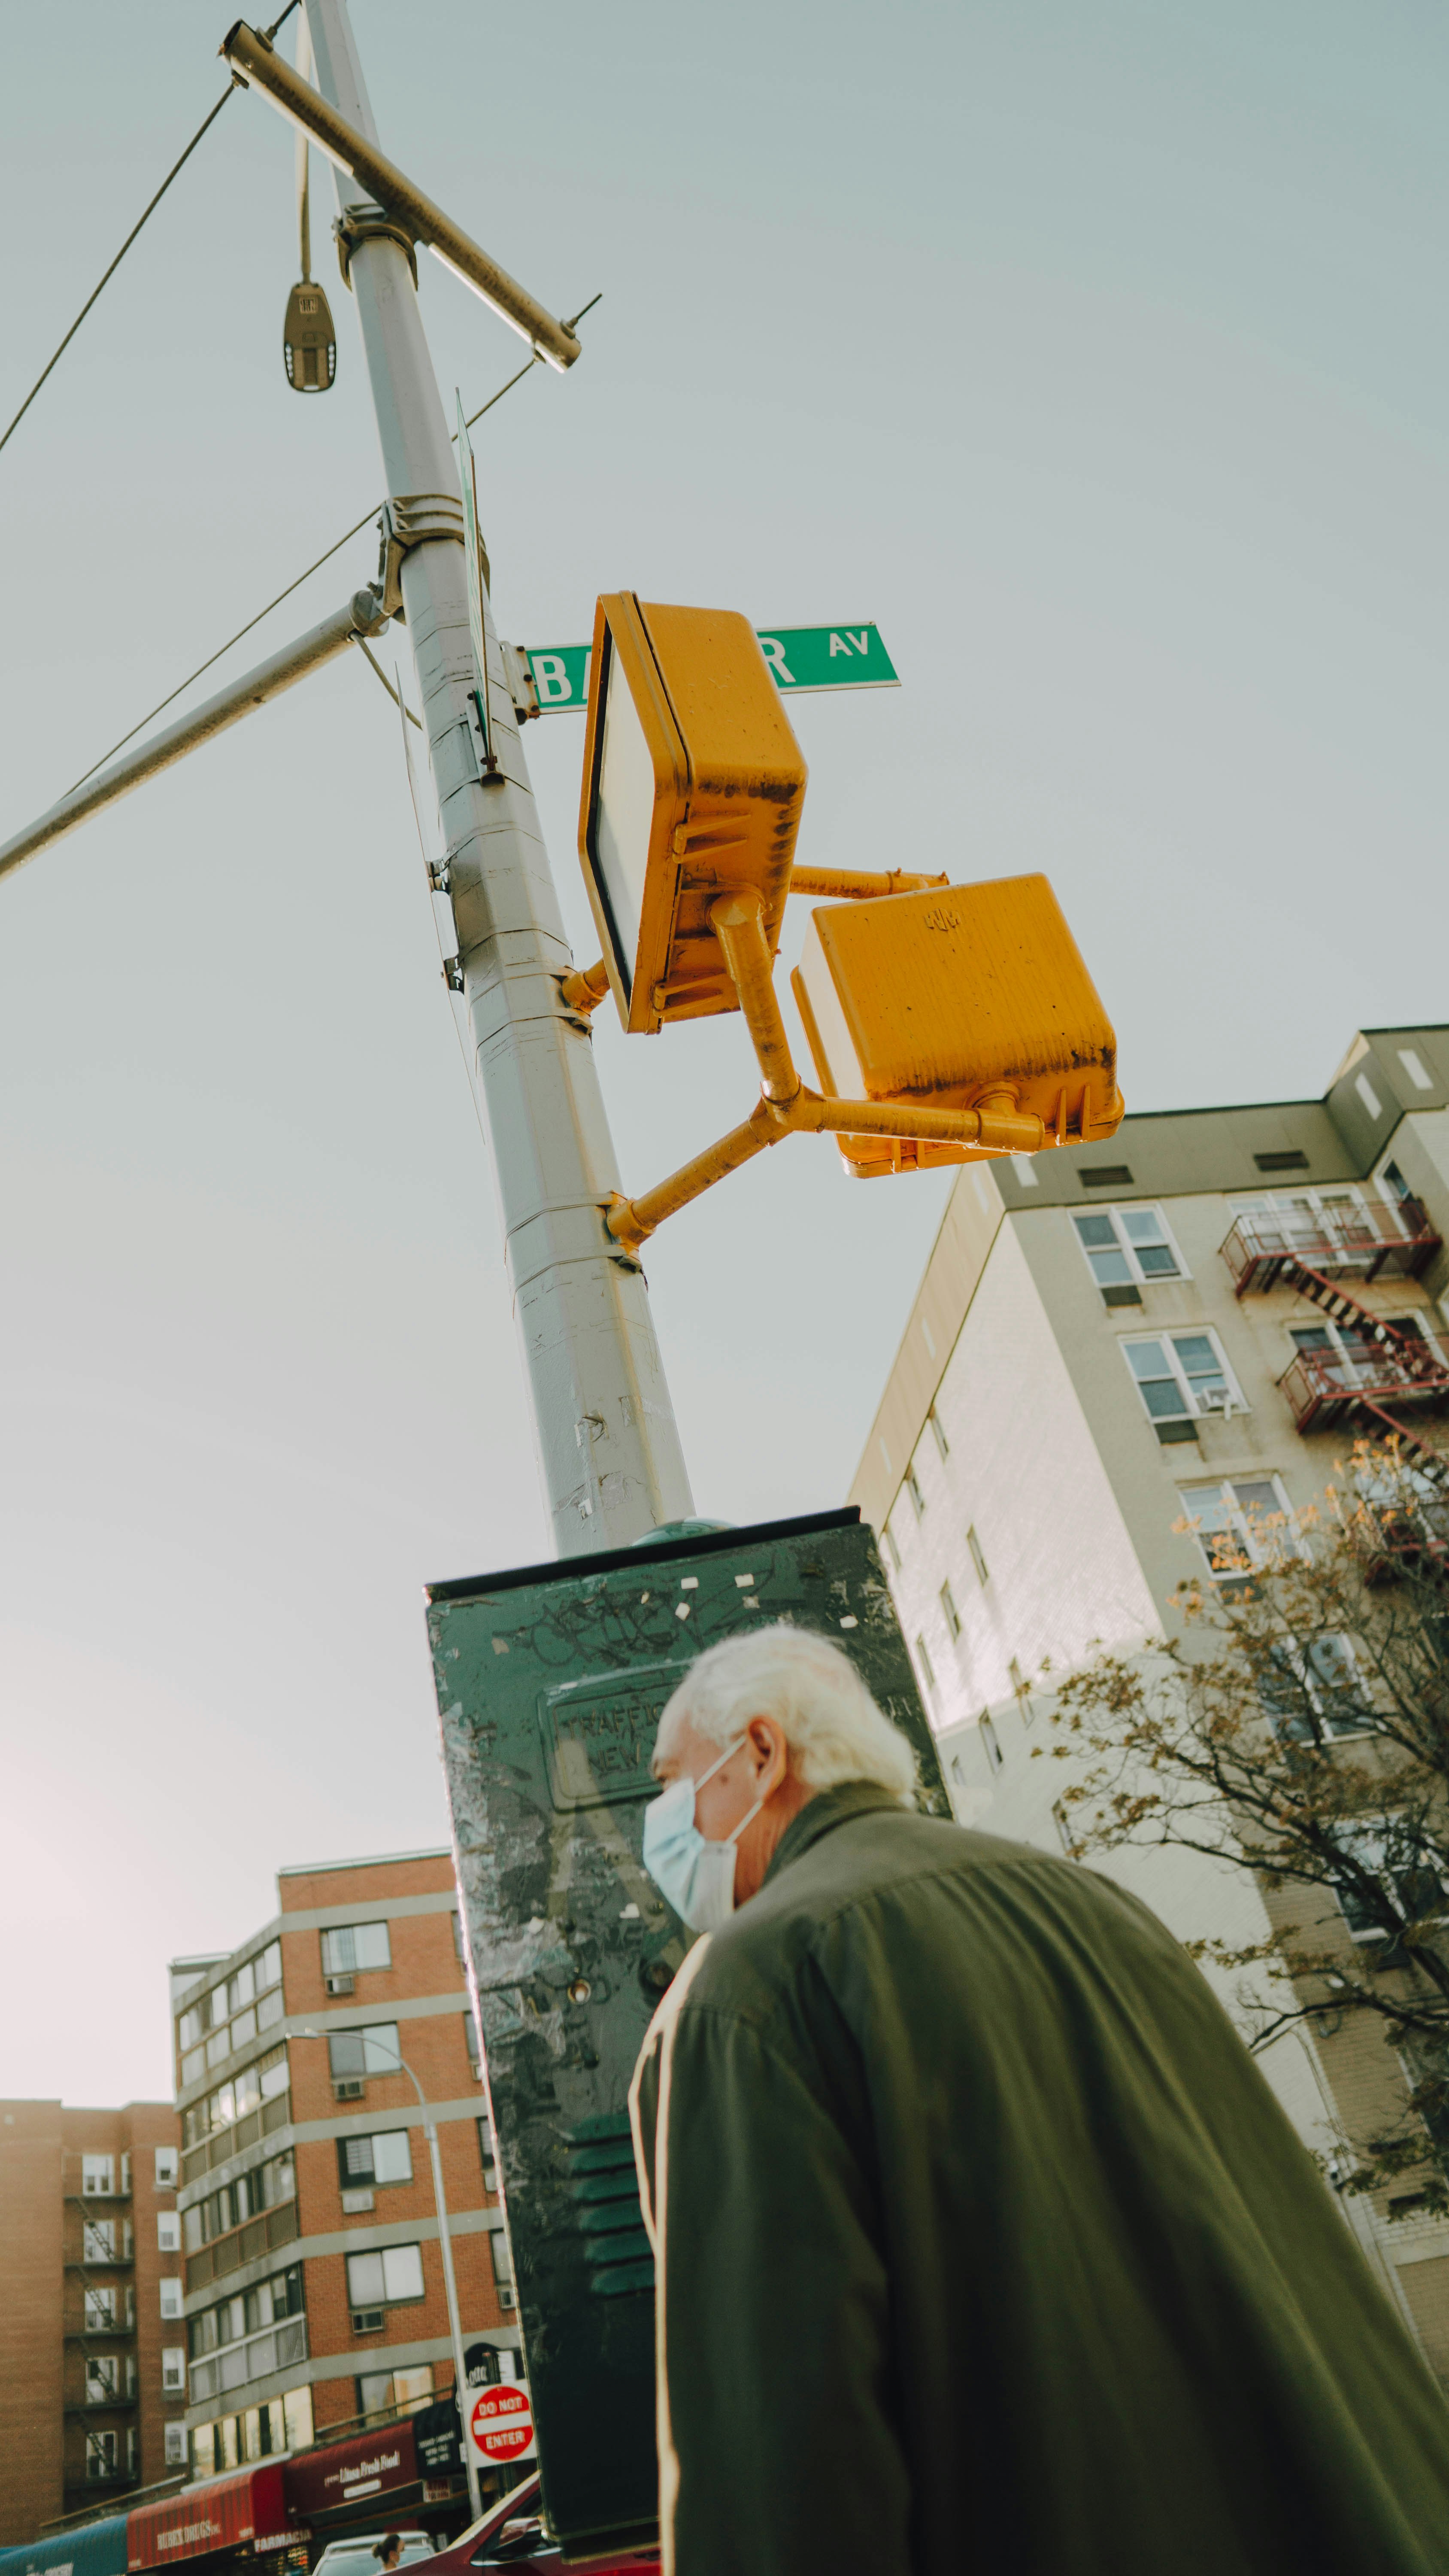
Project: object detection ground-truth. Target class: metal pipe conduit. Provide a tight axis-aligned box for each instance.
[0,589,388,885]
[221,22,582,371]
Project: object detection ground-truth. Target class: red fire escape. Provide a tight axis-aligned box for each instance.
[1219,1199,1449,1479]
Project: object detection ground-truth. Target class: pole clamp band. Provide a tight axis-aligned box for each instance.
[375,492,467,617]
[333,206,419,290]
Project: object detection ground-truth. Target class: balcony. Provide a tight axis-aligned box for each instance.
[187,2314,307,2405]
[184,2195,299,2294]
[1279,1333,1449,1437]
[1222,1200,1440,1296]
[181,2086,289,2188]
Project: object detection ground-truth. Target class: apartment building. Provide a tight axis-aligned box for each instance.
[172,1846,517,2478]
[851,1021,1449,2381]
[0,2099,182,2543]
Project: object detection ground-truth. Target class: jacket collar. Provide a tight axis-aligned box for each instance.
[763,1780,903,1888]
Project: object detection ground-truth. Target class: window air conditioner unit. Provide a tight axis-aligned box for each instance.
[340,2188,375,2215]
[1197,1389,1231,1414]
[334,2079,364,2102]
[325,1974,355,1997]
[351,2309,385,2335]
[497,2287,516,2310]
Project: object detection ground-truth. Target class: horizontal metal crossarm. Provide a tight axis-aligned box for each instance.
[0,588,390,885]
[221,21,582,369]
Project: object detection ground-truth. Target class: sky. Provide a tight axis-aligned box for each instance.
[0,0,1446,2104]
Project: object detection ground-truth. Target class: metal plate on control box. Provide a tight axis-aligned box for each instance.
[425,1507,944,2552]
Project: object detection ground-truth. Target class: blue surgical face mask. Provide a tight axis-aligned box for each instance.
[641,1734,771,1933]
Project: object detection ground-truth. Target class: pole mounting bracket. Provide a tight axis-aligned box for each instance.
[376,490,467,617]
[333,207,418,292]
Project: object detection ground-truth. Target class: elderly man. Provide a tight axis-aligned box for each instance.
[628,1624,1449,2576]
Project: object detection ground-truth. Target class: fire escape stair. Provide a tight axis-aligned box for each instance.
[1275,1256,1449,1484]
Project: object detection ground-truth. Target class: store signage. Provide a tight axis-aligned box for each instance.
[283,2424,417,2517]
[412,2396,463,2477]
[128,2467,297,2570]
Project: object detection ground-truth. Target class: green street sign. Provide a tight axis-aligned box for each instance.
[523,620,898,715]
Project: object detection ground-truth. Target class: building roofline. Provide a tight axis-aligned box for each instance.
[276,1846,453,1878]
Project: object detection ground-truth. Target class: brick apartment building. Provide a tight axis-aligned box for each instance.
[0,2099,183,2543]
[173,1846,517,2476]
[853,1021,1449,2385]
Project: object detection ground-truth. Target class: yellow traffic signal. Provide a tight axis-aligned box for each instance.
[576,595,808,1033]
[791,873,1122,1176]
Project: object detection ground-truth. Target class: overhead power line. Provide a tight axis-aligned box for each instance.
[0,8,300,466]
[63,295,602,799]
[0,88,235,462]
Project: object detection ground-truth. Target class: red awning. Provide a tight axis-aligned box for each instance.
[284,2421,419,2520]
[127,2464,302,2570]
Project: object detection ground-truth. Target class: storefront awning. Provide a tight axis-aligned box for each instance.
[127,2466,302,2571]
[0,2516,130,2576]
[284,2423,418,2521]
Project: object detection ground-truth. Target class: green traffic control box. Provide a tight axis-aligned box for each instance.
[425,1506,946,2552]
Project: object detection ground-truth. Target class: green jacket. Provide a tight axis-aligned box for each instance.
[629,1783,1449,2576]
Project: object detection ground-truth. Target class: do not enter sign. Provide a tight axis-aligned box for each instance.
[467,2381,536,2465]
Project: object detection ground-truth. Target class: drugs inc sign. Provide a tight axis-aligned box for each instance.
[468,2380,537,2465]
[522,621,898,713]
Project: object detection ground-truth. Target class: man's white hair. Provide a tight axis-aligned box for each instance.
[659,1622,918,1804]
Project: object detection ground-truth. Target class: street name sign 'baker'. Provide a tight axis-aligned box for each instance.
[522,621,898,713]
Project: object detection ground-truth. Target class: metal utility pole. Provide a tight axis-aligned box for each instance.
[300,0,692,1555]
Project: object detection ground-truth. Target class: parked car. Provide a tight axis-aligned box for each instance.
[427,2476,659,2576]
[313,2537,437,2576]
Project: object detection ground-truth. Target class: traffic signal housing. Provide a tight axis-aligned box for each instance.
[576,595,808,1033]
[791,873,1122,1176]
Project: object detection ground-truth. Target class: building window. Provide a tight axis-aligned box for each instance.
[905,1462,925,1519]
[478,2116,499,2194]
[979,1713,1003,1771]
[491,2231,516,2306]
[84,2286,115,2332]
[1397,1049,1433,1092]
[882,1522,901,1573]
[346,2243,425,2311]
[928,1406,949,1459]
[465,2011,482,2076]
[157,2212,181,2252]
[1258,1636,1372,1744]
[82,2155,115,2197]
[337,2130,413,2189]
[164,2423,188,2467]
[1009,1657,1033,1722]
[914,1634,936,1694]
[452,1910,466,1963]
[85,2355,119,2405]
[82,2220,115,2265]
[966,1525,989,1587]
[358,2364,435,2426]
[85,2430,119,2482]
[1072,1206,1183,1305]
[1052,1800,1076,1857]
[155,2147,179,2190]
[321,1922,392,1977]
[1177,1477,1293,1592]
[940,1580,961,1640]
[1332,1823,1447,1941]
[182,2045,289,2148]
[184,2148,296,2253]
[178,1945,282,2072]
[161,2348,187,2394]
[328,2023,401,2082]
[160,2279,183,2320]
[188,2266,303,2361]
[1122,1331,1242,1437]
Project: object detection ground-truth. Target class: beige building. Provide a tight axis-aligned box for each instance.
[851,1021,1449,2382]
